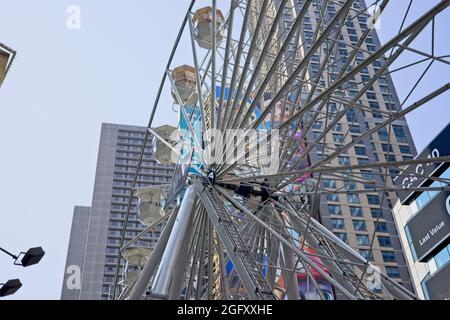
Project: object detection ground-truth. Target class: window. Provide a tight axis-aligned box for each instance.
[381,143,394,153]
[354,146,366,156]
[359,249,373,261]
[105,257,117,264]
[347,194,360,204]
[364,183,376,191]
[333,134,345,143]
[334,123,343,132]
[334,232,348,243]
[366,92,377,100]
[386,154,396,162]
[346,109,358,122]
[331,218,345,229]
[377,128,389,142]
[393,125,408,143]
[353,220,367,231]
[338,156,350,165]
[434,246,450,269]
[375,222,388,233]
[313,121,323,130]
[404,225,418,262]
[403,155,413,161]
[349,124,361,134]
[361,75,370,82]
[415,191,431,210]
[344,181,357,190]
[382,251,396,263]
[356,234,370,246]
[328,205,342,215]
[385,266,400,278]
[350,206,363,217]
[367,195,380,205]
[323,179,336,188]
[399,145,411,154]
[104,266,115,273]
[327,193,339,202]
[378,236,392,247]
[358,158,369,165]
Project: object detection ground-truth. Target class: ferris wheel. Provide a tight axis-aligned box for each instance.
[111,0,450,300]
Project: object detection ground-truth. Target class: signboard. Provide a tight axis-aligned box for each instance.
[425,262,450,300]
[406,191,450,262]
[395,123,450,204]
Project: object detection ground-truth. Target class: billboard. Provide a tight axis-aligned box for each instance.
[395,123,450,204]
[425,261,450,300]
[405,190,450,262]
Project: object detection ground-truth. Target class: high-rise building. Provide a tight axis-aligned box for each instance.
[276,0,418,295]
[393,123,450,300]
[61,123,174,300]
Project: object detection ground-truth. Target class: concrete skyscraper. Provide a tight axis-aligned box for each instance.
[278,0,418,294]
[61,123,174,300]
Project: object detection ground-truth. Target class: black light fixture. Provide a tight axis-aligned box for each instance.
[18,247,46,267]
[0,279,22,297]
[0,246,45,267]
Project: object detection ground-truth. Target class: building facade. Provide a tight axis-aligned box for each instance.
[393,123,450,300]
[0,42,15,87]
[282,0,418,295]
[61,123,174,300]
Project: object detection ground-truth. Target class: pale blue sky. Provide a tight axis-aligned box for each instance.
[0,1,448,299]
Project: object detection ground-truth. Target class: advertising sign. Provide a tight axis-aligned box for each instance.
[425,262,450,300]
[406,191,450,262]
[395,124,450,204]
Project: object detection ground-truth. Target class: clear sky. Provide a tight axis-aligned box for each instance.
[0,1,449,299]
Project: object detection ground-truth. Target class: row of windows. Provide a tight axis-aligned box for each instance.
[114,173,171,181]
[358,249,396,263]
[117,145,153,152]
[376,126,409,144]
[108,228,161,237]
[334,232,393,248]
[115,159,170,167]
[113,179,169,187]
[330,218,389,233]
[326,193,381,205]
[328,205,384,218]
[109,221,145,228]
[118,131,145,138]
[115,166,172,174]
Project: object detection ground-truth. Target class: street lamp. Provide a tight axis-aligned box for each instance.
[0,246,45,267]
[0,279,22,297]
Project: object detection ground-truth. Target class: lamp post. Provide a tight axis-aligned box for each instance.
[0,279,22,297]
[0,246,45,267]
[0,246,45,298]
